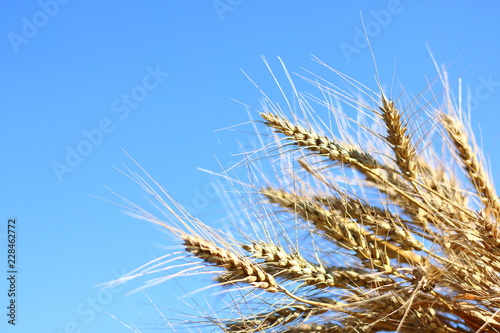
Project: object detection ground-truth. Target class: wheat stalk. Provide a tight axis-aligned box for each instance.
[110,57,500,332]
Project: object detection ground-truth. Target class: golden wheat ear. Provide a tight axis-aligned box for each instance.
[110,55,500,332]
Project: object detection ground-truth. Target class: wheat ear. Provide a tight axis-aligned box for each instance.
[111,59,500,332]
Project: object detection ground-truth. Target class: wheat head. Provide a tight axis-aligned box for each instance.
[110,56,500,333]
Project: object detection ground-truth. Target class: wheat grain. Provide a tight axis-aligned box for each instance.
[182,233,279,293]
[225,302,329,332]
[379,96,418,179]
[260,112,382,170]
[313,194,423,251]
[441,113,500,246]
[262,187,423,270]
[242,241,394,289]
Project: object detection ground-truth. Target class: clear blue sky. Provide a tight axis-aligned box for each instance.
[2,1,500,332]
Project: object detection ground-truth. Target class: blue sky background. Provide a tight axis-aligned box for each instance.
[2,1,500,332]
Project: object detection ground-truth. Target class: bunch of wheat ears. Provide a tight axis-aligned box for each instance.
[110,55,500,332]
